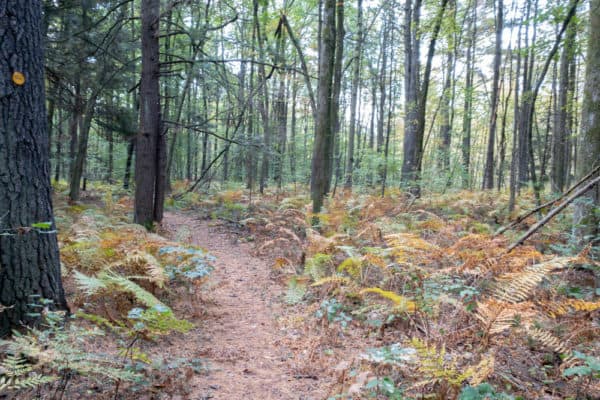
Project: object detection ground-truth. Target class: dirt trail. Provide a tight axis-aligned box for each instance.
[163,212,330,400]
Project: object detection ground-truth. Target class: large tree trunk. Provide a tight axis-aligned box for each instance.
[574,0,600,241]
[328,0,344,191]
[344,0,363,190]
[254,0,270,194]
[552,17,577,193]
[311,0,336,215]
[135,0,163,226]
[0,0,68,335]
[482,0,503,189]
[401,0,449,196]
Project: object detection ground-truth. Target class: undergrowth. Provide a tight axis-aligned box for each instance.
[183,185,600,399]
[1,184,215,398]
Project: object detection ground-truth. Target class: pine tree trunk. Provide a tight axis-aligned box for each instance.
[483,0,503,189]
[135,0,163,226]
[552,18,577,193]
[0,0,68,335]
[344,0,363,190]
[311,0,336,214]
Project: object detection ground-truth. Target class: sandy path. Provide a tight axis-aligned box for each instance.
[163,212,329,400]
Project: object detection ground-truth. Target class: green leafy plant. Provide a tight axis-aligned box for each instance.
[285,277,307,305]
[562,351,600,396]
[459,383,515,400]
[364,376,405,399]
[315,298,352,328]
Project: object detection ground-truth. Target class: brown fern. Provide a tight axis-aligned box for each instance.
[490,257,573,303]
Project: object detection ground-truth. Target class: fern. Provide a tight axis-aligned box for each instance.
[475,300,536,336]
[73,270,107,295]
[470,355,495,385]
[526,327,571,358]
[75,270,166,309]
[1,317,143,387]
[337,257,363,279]
[122,251,167,288]
[0,354,56,391]
[311,275,352,287]
[490,258,572,303]
[102,272,165,308]
[410,337,473,388]
[385,233,437,264]
[305,253,333,281]
[544,299,600,317]
[361,288,417,312]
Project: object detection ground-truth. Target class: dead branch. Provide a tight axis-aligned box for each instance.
[496,164,600,237]
[507,174,600,252]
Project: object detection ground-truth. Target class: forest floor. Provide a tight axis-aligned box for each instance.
[2,185,599,400]
[162,211,337,399]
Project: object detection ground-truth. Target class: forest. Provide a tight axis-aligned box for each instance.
[0,0,599,399]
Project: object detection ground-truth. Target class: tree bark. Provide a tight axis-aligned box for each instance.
[0,0,68,335]
[482,0,503,189]
[134,0,163,226]
[552,16,577,193]
[461,1,476,188]
[574,0,600,241]
[401,0,449,196]
[344,0,363,190]
[311,0,336,215]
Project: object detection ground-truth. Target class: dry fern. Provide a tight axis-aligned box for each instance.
[470,354,495,385]
[474,300,536,336]
[384,233,438,265]
[490,257,573,303]
[526,327,572,360]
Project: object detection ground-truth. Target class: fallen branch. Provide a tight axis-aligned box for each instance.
[507,174,600,252]
[496,164,600,236]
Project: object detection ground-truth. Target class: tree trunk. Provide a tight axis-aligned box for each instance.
[344,0,363,190]
[54,107,64,182]
[124,138,135,189]
[329,0,344,191]
[483,0,503,189]
[0,0,68,335]
[69,96,97,201]
[135,0,163,226]
[574,0,600,241]
[461,2,476,188]
[401,0,449,196]
[552,16,577,193]
[311,0,336,215]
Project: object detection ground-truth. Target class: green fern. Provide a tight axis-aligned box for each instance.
[0,354,55,392]
[305,253,333,281]
[73,270,107,295]
[75,270,166,309]
[100,271,165,308]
